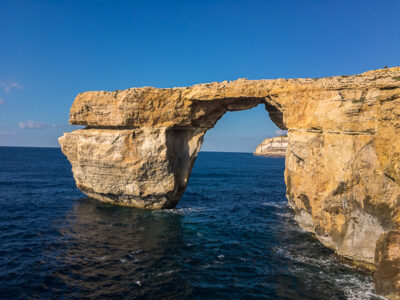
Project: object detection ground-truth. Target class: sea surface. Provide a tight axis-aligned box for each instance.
[0,147,384,299]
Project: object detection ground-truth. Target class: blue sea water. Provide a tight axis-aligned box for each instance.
[0,147,383,299]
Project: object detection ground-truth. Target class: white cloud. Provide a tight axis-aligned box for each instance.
[19,120,48,129]
[274,129,287,136]
[0,81,21,93]
[0,131,16,135]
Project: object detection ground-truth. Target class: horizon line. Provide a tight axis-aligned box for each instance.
[0,145,255,154]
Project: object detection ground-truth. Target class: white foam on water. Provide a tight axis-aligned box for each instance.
[156,270,176,276]
[130,249,144,254]
[151,207,207,216]
[274,245,335,267]
[335,276,385,300]
[260,201,287,209]
[202,263,212,269]
[279,248,383,300]
[94,256,106,261]
[274,212,292,218]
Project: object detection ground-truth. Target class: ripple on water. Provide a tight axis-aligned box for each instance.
[0,149,383,299]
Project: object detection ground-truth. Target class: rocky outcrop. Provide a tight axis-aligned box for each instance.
[254,136,288,157]
[60,67,400,298]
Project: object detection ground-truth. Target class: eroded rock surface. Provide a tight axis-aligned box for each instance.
[60,67,400,297]
[254,136,288,157]
[59,127,204,209]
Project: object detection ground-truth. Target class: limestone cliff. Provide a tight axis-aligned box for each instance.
[60,67,400,298]
[254,136,288,157]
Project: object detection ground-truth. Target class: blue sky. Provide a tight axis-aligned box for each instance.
[0,0,399,151]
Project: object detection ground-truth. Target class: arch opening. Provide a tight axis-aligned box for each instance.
[200,103,283,153]
[164,102,285,208]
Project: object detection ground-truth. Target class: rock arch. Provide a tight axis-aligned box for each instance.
[60,67,400,298]
[60,79,289,210]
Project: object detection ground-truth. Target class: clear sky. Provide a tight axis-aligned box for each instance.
[0,0,399,151]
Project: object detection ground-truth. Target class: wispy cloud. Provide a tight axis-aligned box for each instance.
[274,129,287,136]
[0,131,16,135]
[19,120,48,129]
[0,81,21,93]
[17,121,77,130]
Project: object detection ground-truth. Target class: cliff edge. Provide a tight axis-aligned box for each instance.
[254,136,288,157]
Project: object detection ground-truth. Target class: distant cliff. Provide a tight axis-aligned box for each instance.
[254,136,287,157]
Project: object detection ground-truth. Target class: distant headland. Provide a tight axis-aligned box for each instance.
[254,136,287,157]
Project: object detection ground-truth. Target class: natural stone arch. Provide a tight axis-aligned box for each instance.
[60,67,400,298]
[62,80,290,210]
[60,100,283,208]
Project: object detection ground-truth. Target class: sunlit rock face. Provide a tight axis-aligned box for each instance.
[60,67,400,297]
[254,136,288,157]
[59,127,205,209]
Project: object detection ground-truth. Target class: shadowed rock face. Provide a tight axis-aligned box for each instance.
[60,67,400,297]
[374,230,400,299]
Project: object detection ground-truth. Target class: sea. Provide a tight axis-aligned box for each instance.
[0,147,384,299]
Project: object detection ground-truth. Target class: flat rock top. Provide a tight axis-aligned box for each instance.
[69,67,400,128]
